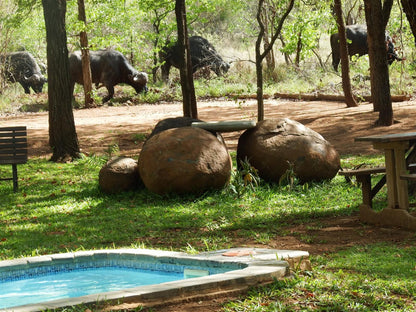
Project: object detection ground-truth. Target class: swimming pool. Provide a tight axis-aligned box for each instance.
[0,248,309,311]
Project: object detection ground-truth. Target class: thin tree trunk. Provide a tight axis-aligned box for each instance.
[175,0,197,118]
[42,0,80,162]
[334,0,358,107]
[255,0,294,121]
[77,0,93,108]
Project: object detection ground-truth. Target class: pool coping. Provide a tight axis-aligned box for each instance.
[0,248,309,312]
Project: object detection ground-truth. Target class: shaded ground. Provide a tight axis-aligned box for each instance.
[2,98,416,311]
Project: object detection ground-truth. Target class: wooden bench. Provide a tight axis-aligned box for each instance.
[338,167,386,208]
[0,126,28,192]
[400,173,416,181]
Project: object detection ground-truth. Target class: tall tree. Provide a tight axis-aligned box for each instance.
[42,0,80,161]
[175,0,197,118]
[255,0,294,121]
[364,0,394,126]
[401,0,416,46]
[334,0,358,107]
[77,0,93,108]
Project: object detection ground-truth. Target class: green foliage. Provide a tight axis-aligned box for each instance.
[278,161,298,190]
[280,1,333,63]
[227,158,261,198]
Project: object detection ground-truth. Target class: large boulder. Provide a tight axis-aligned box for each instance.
[139,127,232,195]
[99,157,142,193]
[237,118,340,183]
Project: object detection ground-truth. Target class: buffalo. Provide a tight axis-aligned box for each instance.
[69,49,148,103]
[0,51,47,94]
[160,36,230,82]
[330,24,402,71]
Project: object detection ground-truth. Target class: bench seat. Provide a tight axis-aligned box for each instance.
[339,164,416,207]
[0,126,28,192]
[338,167,387,208]
[400,173,416,181]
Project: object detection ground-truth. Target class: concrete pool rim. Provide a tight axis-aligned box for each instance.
[0,248,309,311]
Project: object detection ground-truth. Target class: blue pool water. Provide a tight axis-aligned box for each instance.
[0,266,183,308]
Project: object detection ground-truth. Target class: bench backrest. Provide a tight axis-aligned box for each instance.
[0,126,28,165]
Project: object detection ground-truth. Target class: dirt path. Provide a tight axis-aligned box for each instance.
[2,98,416,158]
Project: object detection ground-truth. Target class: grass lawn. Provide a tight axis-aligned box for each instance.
[1,154,416,311]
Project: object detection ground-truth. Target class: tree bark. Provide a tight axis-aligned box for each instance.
[42,0,80,161]
[364,0,393,126]
[334,0,358,107]
[255,0,294,121]
[77,0,93,108]
[401,0,416,46]
[175,0,197,118]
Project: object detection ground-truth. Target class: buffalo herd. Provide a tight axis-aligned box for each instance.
[0,28,404,99]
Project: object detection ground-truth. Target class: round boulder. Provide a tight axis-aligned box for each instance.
[237,118,340,183]
[139,127,232,195]
[99,156,142,193]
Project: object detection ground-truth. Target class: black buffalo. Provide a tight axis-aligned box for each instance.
[0,51,47,94]
[330,24,402,71]
[69,49,148,103]
[160,36,230,82]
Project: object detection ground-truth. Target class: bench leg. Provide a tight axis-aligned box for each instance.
[12,164,18,192]
[357,175,372,208]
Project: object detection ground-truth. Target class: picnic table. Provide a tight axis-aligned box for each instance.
[354,132,416,229]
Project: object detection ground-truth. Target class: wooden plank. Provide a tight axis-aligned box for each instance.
[384,149,398,209]
[0,147,28,154]
[0,131,27,138]
[338,167,386,176]
[355,132,416,143]
[0,158,28,165]
[0,126,26,130]
[394,146,409,210]
[0,139,27,145]
[400,173,416,181]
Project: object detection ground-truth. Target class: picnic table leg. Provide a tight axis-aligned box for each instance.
[356,175,372,207]
[394,147,409,210]
[384,149,397,209]
[12,164,18,192]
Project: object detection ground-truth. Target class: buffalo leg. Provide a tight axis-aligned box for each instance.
[103,85,114,103]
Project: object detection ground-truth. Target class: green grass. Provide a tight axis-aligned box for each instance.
[223,244,416,311]
[2,153,416,310]
[0,154,369,259]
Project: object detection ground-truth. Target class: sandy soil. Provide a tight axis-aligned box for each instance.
[2,97,416,158]
[2,97,416,311]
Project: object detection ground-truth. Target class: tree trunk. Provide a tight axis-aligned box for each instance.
[175,0,197,118]
[255,0,294,121]
[42,0,80,162]
[261,7,275,70]
[77,0,93,108]
[364,0,393,126]
[401,0,416,46]
[334,0,358,107]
